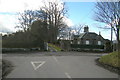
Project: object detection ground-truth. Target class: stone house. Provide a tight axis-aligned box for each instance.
[71,26,110,51]
[60,40,71,51]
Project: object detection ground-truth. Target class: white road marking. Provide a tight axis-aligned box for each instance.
[53,56,59,63]
[52,56,71,79]
[31,61,45,70]
[65,72,72,79]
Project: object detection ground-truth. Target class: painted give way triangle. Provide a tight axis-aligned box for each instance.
[31,61,46,70]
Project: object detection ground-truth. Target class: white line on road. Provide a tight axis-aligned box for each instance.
[31,61,45,70]
[65,72,72,79]
[53,56,72,79]
[52,56,59,63]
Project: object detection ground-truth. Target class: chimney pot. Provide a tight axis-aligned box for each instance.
[84,26,89,32]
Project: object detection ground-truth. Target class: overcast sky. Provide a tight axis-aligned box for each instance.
[0,0,118,40]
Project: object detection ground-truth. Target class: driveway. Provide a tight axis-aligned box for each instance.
[2,52,119,78]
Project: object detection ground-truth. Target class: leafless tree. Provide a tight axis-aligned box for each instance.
[16,10,37,32]
[16,1,68,43]
[58,26,72,40]
[94,2,120,41]
[58,24,84,40]
[74,24,84,35]
[40,1,68,42]
[94,1,120,52]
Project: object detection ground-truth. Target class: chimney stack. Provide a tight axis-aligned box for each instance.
[84,26,89,32]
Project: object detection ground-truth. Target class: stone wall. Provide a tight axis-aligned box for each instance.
[60,40,71,51]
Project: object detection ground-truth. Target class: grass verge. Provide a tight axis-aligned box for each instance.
[99,51,120,68]
[48,43,62,51]
[96,51,120,74]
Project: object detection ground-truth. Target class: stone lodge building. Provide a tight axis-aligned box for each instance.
[70,26,110,51]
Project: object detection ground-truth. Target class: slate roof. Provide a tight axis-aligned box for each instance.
[77,32,97,39]
[73,32,105,40]
[79,33,86,38]
[73,35,79,39]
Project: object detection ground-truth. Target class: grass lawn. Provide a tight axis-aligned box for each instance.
[99,51,120,68]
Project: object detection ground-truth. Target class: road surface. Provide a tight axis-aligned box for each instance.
[2,52,119,78]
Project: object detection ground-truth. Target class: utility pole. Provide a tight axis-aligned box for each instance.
[117,19,120,53]
[117,19,120,80]
[111,26,113,51]
[111,27,113,42]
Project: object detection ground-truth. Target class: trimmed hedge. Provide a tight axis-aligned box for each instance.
[71,44,104,49]
[2,41,45,51]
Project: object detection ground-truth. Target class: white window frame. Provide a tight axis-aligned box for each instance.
[78,41,80,44]
[86,40,89,45]
[98,41,101,45]
[71,41,73,44]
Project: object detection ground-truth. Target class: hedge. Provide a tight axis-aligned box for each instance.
[2,41,45,50]
[71,44,104,49]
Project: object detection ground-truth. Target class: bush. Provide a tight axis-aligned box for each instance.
[2,32,45,51]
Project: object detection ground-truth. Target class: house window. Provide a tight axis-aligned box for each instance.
[86,40,89,45]
[78,41,80,44]
[98,41,101,45]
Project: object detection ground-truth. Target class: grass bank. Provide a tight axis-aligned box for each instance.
[48,43,62,51]
[99,51,120,68]
[97,51,120,74]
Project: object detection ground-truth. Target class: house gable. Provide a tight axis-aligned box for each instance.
[72,29,105,45]
[81,32,105,45]
[70,26,111,51]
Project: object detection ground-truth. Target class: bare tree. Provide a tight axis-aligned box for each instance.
[58,24,84,40]
[40,1,68,42]
[16,10,37,32]
[71,24,84,35]
[58,26,72,40]
[16,0,68,43]
[94,1,120,52]
[94,2,120,41]
[75,24,84,35]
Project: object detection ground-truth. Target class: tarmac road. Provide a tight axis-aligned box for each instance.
[2,52,119,78]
